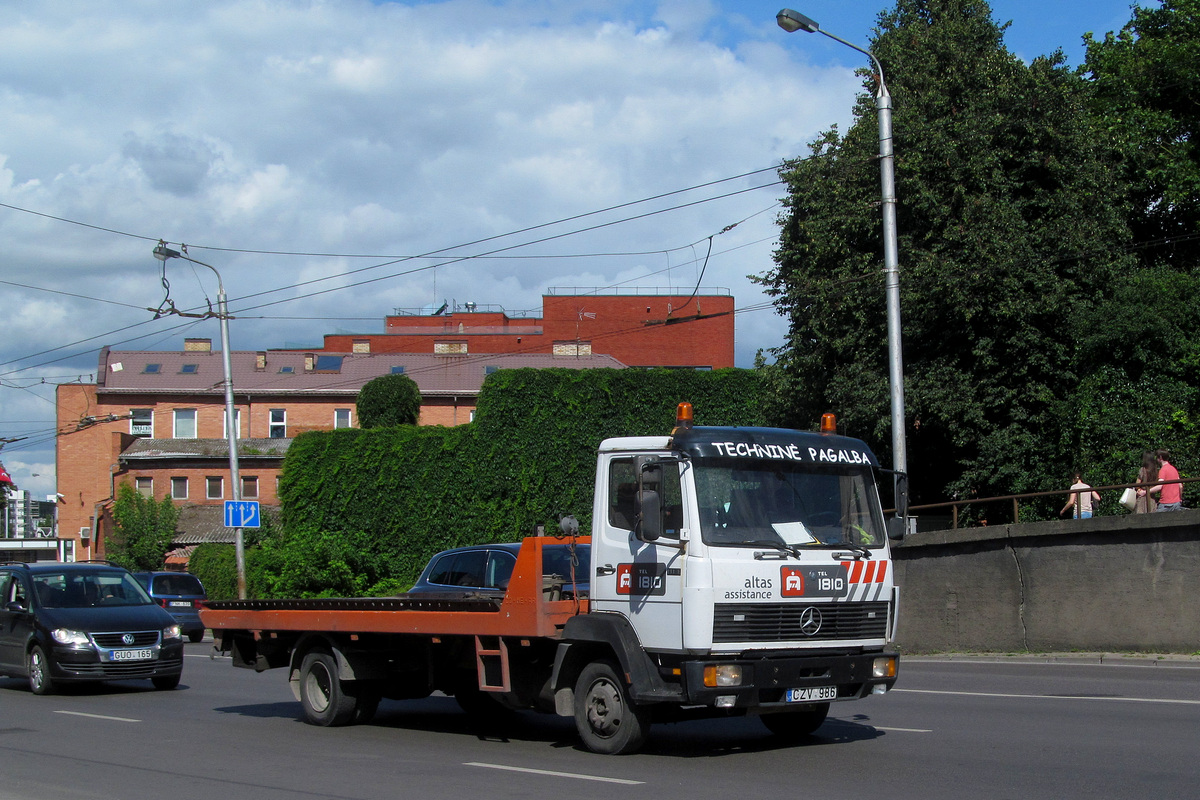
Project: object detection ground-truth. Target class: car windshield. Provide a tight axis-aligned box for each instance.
[32,571,153,609]
[151,574,204,596]
[694,459,886,549]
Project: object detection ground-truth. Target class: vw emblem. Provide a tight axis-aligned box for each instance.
[122,633,135,645]
[799,606,823,636]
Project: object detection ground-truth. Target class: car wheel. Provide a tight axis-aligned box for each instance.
[573,660,650,755]
[28,645,56,696]
[299,651,357,726]
[152,674,181,690]
[187,630,205,643]
[761,703,829,741]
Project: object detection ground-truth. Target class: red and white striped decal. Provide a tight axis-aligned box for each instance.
[840,560,889,601]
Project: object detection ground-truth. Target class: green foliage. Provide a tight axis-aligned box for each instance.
[761,0,1137,507]
[257,368,764,597]
[108,483,179,571]
[356,373,422,428]
[187,508,286,601]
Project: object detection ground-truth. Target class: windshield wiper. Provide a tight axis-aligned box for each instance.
[747,540,801,559]
[833,543,872,560]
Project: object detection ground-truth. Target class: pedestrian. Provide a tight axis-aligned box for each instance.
[1139,449,1183,512]
[1135,450,1158,514]
[1060,472,1101,519]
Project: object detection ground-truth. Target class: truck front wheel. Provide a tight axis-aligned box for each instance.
[299,651,357,726]
[761,703,829,741]
[573,661,650,755]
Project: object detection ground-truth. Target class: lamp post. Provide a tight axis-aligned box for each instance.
[152,244,247,598]
[777,8,908,520]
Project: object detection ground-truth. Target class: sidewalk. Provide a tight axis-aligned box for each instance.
[904,652,1200,668]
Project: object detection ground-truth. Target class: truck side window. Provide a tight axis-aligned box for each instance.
[608,459,638,530]
[608,458,683,539]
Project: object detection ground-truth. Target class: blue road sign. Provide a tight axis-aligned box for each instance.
[224,500,261,529]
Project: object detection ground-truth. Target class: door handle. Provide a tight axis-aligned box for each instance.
[596,564,616,576]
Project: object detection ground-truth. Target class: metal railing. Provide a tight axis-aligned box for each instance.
[908,476,1198,529]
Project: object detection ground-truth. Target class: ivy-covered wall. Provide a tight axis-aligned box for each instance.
[249,368,766,597]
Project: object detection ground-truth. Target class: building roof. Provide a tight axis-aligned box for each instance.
[96,348,626,397]
[174,504,244,545]
[120,438,291,461]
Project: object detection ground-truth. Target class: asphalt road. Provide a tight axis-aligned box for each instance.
[1,643,1198,800]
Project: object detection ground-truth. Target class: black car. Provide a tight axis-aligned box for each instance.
[132,571,207,642]
[0,562,184,694]
[407,542,590,599]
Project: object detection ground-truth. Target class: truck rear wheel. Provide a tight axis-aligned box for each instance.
[761,703,829,741]
[299,651,357,726]
[573,660,650,755]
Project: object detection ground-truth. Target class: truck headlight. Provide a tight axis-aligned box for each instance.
[872,656,897,679]
[703,664,743,687]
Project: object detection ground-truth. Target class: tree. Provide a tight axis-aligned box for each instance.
[108,483,178,570]
[760,0,1133,507]
[356,373,422,428]
[1084,0,1200,266]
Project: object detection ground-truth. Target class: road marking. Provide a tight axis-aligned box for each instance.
[895,688,1200,706]
[54,711,140,723]
[465,762,644,785]
[873,726,932,733]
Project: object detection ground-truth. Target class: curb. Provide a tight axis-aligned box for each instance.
[903,652,1200,668]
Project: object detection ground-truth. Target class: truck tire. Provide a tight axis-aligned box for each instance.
[761,703,829,741]
[573,660,650,755]
[299,651,357,726]
[28,646,56,696]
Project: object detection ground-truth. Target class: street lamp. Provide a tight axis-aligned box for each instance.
[777,9,908,524]
[152,243,247,597]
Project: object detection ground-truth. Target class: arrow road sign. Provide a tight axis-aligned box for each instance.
[224,500,261,529]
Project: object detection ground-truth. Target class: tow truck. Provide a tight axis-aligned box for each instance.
[202,404,903,754]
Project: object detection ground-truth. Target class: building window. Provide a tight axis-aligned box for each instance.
[206,476,223,500]
[279,365,295,374]
[135,477,153,497]
[314,355,343,371]
[269,409,287,439]
[171,477,188,500]
[242,475,259,499]
[485,365,500,375]
[130,409,153,437]
[223,408,242,439]
[174,409,197,438]
[434,341,468,354]
[390,365,406,374]
[143,363,161,374]
[553,342,592,356]
[180,363,199,374]
[469,409,477,423]
[335,408,352,429]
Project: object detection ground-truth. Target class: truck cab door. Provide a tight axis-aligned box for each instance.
[591,456,685,651]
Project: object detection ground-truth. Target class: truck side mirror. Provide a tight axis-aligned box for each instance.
[636,458,663,542]
[886,516,906,541]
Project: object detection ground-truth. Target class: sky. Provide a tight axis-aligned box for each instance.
[0,0,1147,499]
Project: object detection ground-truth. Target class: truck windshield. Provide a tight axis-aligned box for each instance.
[694,459,886,549]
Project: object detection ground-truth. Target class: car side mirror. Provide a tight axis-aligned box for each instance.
[6,600,28,613]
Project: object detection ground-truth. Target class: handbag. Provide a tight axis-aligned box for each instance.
[1119,487,1137,511]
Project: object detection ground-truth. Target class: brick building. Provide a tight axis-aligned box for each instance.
[315,289,735,369]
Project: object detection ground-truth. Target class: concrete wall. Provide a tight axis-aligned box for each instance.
[892,510,1200,653]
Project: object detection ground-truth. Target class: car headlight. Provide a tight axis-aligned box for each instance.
[52,628,90,646]
[163,624,182,641]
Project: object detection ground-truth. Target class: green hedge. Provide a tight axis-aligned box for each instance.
[253,368,765,597]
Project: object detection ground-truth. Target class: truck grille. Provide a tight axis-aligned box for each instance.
[713,601,889,643]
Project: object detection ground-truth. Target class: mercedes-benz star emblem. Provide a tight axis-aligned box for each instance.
[122,633,135,645]
[799,606,823,636]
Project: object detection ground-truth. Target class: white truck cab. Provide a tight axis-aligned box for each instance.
[554,405,900,749]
